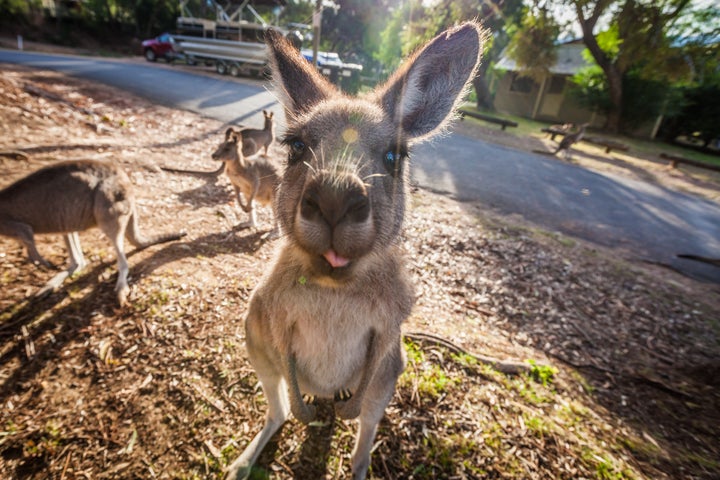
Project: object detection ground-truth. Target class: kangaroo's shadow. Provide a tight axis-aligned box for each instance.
[248,400,337,479]
[0,225,274,404]
[174,179,233,209]
[129,226,274,282]
[0,259,121,406]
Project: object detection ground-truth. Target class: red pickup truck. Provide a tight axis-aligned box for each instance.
[141,33,178,62]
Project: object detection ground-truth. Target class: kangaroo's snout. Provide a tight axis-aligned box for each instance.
[300,172,370,228]
[294,170,375,272]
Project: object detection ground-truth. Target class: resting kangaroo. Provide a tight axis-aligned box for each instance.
[211,128,281,234]
[225,22,482,480]
[0,159,186,305]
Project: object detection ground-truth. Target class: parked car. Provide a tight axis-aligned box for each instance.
[141,33,178,62]
[300,49,363,93]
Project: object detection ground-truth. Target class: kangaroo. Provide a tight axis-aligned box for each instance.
[160,112,274,177]
[0,159,186,305]
[553,122,588,159]
[225,22,483,480]
[239,109,275,157]
[211,127,280,234]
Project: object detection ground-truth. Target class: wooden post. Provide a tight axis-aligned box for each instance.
[312,0,322,67]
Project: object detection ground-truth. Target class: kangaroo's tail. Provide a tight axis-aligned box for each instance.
[126,210,186,249]
[160,162,225,177]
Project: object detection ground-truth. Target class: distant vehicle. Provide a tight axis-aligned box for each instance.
[141,33,178,63]
[139,30,362,91]
[301,49,363,81]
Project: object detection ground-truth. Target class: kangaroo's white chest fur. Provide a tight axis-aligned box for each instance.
[289,292,375,396]
[252,245,412,398]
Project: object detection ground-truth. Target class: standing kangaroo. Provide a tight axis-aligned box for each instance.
[211,128,281,234]
[239,109,275,157]
[553,122,588,159]
[0,159,186,305]
[160,112,276,177]
[225,22,482,480]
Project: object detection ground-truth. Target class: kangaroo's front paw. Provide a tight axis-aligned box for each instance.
[334,390,361,419]
[291,399,317,424]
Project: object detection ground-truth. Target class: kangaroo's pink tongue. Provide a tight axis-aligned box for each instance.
[323,249,350,268]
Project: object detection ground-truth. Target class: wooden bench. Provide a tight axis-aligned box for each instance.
[459,109,518,130]
[583,136,630,154]
[660,152,720,172]
[540,128,629,154]
[541,126,570,141]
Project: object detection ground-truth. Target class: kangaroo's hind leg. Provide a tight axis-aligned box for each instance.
[0,220,54,268]
[350,341,405,480]
[226,304,291,480]
[36,232,88,298]
[234,182,259,230]
[94,189,132,305]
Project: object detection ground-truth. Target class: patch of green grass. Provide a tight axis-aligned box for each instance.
[399,339,460,398]
[403,338,425,364]
[581,448,636,480]
[514,378,554,405]
[524,414,551,437]
[410,434,482,479]
[527,359,558,386]
[558,400,590,427]
[415,364,458,398]
[450,351,479,368]
[482,422,504,451]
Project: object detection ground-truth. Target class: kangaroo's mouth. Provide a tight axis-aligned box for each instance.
[322,249,350,269]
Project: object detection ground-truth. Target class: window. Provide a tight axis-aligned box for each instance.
[547,76,566,94]
[509,73,535,94]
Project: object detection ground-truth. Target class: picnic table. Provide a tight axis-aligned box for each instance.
[583,136,630,154]
[459,109,518,130]
[660,152,720,172]
[541,127,630,154]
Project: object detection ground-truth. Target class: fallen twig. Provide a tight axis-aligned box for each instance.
[404,331,532,375]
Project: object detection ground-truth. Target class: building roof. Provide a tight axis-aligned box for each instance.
[495,42,592,75]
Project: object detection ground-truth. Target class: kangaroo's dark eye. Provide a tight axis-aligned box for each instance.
[291,139,305,154]
[284,137,307,164]
[383,149,403,174]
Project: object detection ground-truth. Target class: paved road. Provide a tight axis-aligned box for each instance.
[2,49,720,283]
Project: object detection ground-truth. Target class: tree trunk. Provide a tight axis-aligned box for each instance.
[605,65,623,133]
[473,75,493,110]
[473,62,494,110]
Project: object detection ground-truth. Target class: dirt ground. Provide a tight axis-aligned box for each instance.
[0,62,719,480]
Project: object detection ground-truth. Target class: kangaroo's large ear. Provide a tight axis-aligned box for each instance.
[265,29,337,117]
[374,22,484,142]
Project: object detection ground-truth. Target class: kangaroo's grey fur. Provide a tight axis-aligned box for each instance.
[211,127,281,235]
[225,22,483,480]
[553,122,588,159]
[0,159,186,305]
[239,109,276,157]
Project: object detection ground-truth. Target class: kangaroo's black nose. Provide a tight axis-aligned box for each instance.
[301,175,370,228]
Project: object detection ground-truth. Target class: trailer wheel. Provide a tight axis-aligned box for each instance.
[229,63,240,77]
[144,49,157,62]
[216,62,228,75]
